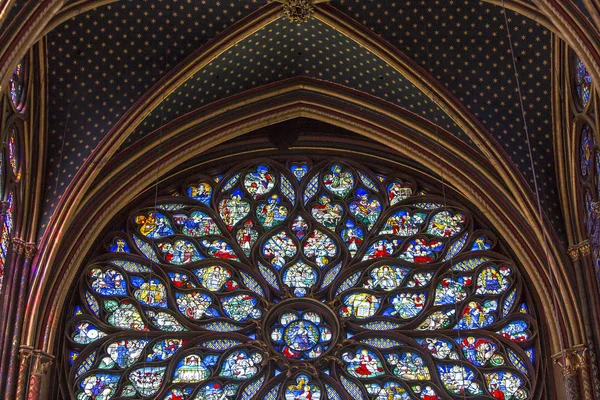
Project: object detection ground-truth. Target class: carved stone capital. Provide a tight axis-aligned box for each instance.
[30,350,53,376]
[568,240,591,261]
[11,237,25,255]
[568,246,581,261]
[593,201,600,215]
[24,242,36,260]
[553,344,588,377]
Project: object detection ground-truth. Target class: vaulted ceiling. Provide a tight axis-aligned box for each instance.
[34,0,564,241]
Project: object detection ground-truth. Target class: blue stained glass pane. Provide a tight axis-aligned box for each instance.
[201,339,242,351]
[259,262,281,291]
[304,174,319,205]
[502,288,517,317]
[280,173,295,204]
[110,259,151,273]
[222,173,241,192]
[264,383,281,400]
[443,232,468,261]
[241,271,265,297]
[340,375,365,400]
[241,374,265,400]
[200,321,243,332]
[507,348,529,376]
[132,235,160,263]
[320,262,342,290]
[75,351,96,378]
[85,292,100,317]
[359,171,378,192]
[69,351,79,366]
[335,270,363,295]
[451,257,490,272]
[325,384,343,400]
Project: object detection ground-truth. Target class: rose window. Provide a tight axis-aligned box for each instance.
[65,159,539,399]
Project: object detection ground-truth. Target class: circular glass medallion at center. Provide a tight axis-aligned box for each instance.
[264,299,339,361]
[284,320,320,351]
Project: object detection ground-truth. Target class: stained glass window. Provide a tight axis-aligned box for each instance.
[66,160,538,399]
[8,128,20,182]
[8,61,26,112]
[576,58,592,108]
[0,192,14,294]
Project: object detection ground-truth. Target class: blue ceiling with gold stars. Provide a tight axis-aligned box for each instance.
[43,0,566,242]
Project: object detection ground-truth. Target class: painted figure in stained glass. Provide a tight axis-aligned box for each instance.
[244,165,276,199]
[173,354,213,383]
[89,268,126,296]
[78,374,120,400]
[197,382,238,400]
[105,301,146,330]
[418,338,457,360]
[362,239,398,260]
[577,58,592,107]
[292,216,309,239]
[129,366,166,396]
[460,337,498,367]
[476,266,510,295]
[486,372,525,400]
[340,293,382,319]
[159,240,202,265]
[340,220,363,256]
[175,292,216,319]
[303,230,337,267]
[386,352,430,380]
[219,350,263,380]
[437,365,480,395]
[417,309,455,330]
[132,277,167,307]
[182,211,220,237]
[581,125,594,176]
[323,165,354,198]
[72,322,106,344]
[257,194,288,228]
[195,265,236,292]
[109,238,130,253]
[433,276,470,305]
[388,292,426,319]
[236,220,258,256]
[168,272,196,289]
[364,265,409,291]
[379,211,426,236]
[426,211,466,237]
[135,212,174,238]
[218,190,250,230]
[222,294,261,321]
[456,300,497,329]
[311,195,343,230]
[147,339,187,361]
[187,182,212,205]
[342,349,385,378]
[285,375,321,400]
[398,238,443,264]
[388,182,413,205]
[283,262,317,294]
[263,231,297,269]
[199,239,237,261]
[369,382,411,400]
[349,188,381,229]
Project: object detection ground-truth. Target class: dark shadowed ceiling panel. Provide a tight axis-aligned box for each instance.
[122,16,467,147]
[329,0,563,241]
[42,0,565,243]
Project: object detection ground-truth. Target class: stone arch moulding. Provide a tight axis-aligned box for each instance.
[24,79,579,398]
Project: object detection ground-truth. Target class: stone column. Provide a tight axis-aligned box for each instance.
[15,346,32,400]
[25,351,53,400]
[554,345,587,400]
